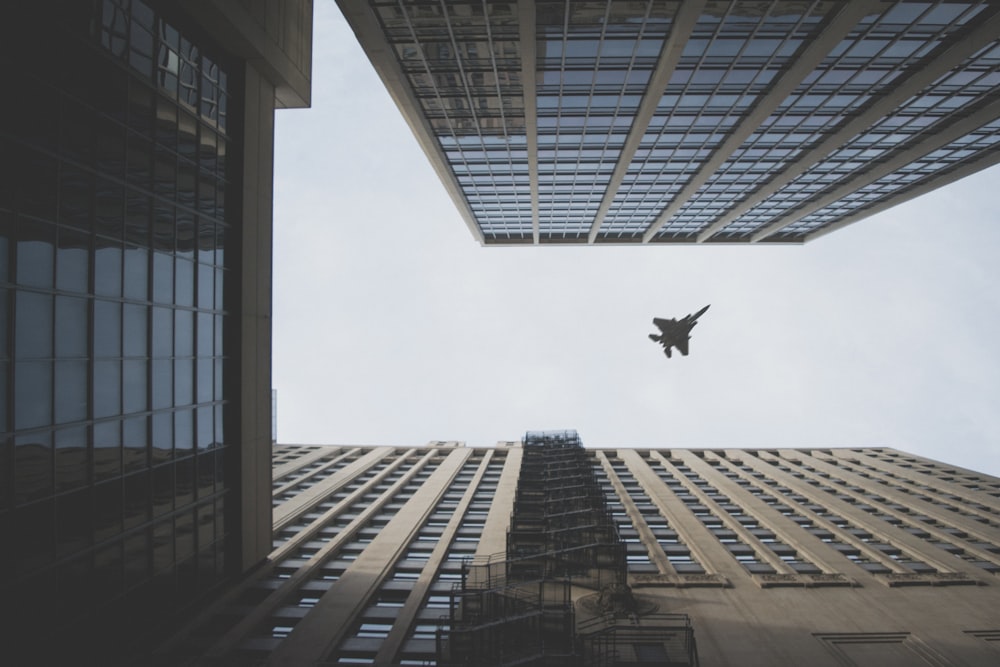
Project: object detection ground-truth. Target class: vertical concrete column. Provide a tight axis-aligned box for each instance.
[517,0,540,242]
[475,442,523,558]
[375,450,497,665]
[239,62,277,572]
[682,451,857,579]
[619,449,735,583]
[594,451,675,576]
[266,446,473,665]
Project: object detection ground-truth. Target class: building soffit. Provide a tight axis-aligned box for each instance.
[804,145,1000,243]
[519,0,542,243]
[714,7,1000,242]
[754,95,1000,242]
[336,0,486,243]
[639,0,873,243]
[587,0,707,243]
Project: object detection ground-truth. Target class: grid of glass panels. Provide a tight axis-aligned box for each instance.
[600,1,835,240]
[679,1,991,241]
[368,1,531,241]
[771,113,1000,240]
[2,0,233,646]
[721,8,1000,240]
[535,0,678,240]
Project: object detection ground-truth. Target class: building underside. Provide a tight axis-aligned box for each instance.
[338,0,1000,245]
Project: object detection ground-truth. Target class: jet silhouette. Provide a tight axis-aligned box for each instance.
[648,305,710,358]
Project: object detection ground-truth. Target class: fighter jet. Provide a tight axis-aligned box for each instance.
[648,305,710,358]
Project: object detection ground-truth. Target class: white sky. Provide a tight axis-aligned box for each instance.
[272,3,1000,478]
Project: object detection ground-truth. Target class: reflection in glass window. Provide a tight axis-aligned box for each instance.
[93,360,122,418]
[14,361,52,429]
[55,360,88,424]
[94,300,122,358]
[16,227,55,289]
[15,292,53,360]
[55,296,89,358]
[93,420,122,481]
[123,359,148,414]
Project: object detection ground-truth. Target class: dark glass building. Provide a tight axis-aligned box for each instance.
[338,0,1000,244]
[0,1,311,660]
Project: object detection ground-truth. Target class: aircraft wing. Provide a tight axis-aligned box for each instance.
[652,317,680,333]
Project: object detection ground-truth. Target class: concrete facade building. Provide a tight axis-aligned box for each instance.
[338,0,1000,245]
[158,435,1000,666]
[0,1,311,661]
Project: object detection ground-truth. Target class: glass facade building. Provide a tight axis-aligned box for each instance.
[1,1,311,661]
[339,0,1000,244]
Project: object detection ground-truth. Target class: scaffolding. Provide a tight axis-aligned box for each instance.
[437,431,699,667]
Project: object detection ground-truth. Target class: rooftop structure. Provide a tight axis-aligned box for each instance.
[338,0,1000,245]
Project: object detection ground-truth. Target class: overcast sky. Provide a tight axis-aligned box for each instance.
[271,3,1000,478]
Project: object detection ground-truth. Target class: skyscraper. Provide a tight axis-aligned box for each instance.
[1,1,311,660]
[338,0,1000,245]
[157,435,1000,666]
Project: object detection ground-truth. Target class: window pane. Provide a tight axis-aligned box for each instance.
[152,251,172,303]
[56,227,90,293]
[174,358,192,406]
[16,222,54,288]
[175,408,193,452]
[15,291,52,359]
[151,358,172,409]
[151,412,173,464]
[123,415,149,473]
[15,431,53,503]
[55,425,89,493]
[55,360,88,423]
[123,359,147,413]
[94,300,121,358]
[14,360,52,429]
[93,419,122,481]
[55,295,88,358]
[93,359,121,418]
[94,241,123,297]
[123,245,148,300]
[174,309,193,357]
[123,303,148,357]
[151,307,172,358]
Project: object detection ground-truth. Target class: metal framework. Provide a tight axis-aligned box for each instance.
[437,431,699,667]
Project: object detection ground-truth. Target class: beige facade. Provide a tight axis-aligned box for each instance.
[157,441,1000,666]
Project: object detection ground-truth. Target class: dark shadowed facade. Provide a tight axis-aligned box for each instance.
[337,0,1000,245]
[0,1,311,661]
[156,436,1000,666]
